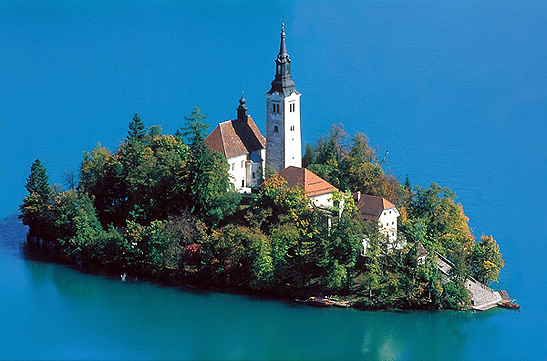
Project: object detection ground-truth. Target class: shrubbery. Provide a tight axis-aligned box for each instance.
[20,114,503,309]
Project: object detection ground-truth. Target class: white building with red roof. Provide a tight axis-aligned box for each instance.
[278,166,338,208]
[204,94,266,193]
[355,193,402,254]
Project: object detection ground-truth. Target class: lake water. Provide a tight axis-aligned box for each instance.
[1,1,546,359]
[0,217,538,360]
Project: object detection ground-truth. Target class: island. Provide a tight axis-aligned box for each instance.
[19,24,506,311]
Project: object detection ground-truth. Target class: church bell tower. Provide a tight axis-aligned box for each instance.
[265,23,302,173]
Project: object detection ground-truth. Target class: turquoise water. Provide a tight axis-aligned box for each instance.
[1,1,546,359]
[0,218,534,360]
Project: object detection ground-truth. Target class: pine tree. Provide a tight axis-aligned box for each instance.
[404,174,411,190]
[20,159,53,235]
[25,159,52,203]
[179,107,209,146]
[128,113,145,141]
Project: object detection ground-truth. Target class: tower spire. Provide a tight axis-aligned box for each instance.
[267,23,297,96]
[279,23,288,59]
[265,23,302,172]
[237,91,248,122]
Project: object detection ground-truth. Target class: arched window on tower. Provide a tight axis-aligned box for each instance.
[274,126,278,132]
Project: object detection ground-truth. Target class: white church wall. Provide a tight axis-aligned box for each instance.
[310,192,334,209]
[283,92,302,169]
[265,91,301,172]
[227,154,248,192]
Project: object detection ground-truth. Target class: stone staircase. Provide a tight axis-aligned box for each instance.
[435,253,501,311]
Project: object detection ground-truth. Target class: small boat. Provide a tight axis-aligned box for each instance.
[498,300,520,309]
[295,296,333,308]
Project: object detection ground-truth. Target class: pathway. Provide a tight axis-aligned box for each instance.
[435,253,501,311]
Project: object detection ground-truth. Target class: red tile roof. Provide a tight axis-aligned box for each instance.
[204,115,266,159]
[278,166,338,197]
[355,194,396,221]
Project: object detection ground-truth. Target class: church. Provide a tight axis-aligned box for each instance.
[205,23,401,238]
[204,23,309,193]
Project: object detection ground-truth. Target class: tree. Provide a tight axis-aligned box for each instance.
[24,159,52,203]
[302,143,314,168]
[19,159,54,237]
[178,107,209,146]
[405,183,475,260]
[52,190,105,264]
[128,113,146,141]
[62,169,77,190]
[186,137,239,225]
[468,235,504,284]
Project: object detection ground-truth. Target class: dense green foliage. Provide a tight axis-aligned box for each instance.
[20,117,503,310]
[303,124,400,203]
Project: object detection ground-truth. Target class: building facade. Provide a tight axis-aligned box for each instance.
[204,94,266,193]
[265,23,302,173]
[355,194,402,255]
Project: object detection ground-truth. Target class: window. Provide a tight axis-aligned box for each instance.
[241,180,245,187]
[290,125,295,131]
[252,172,256,179]
[232,163,235,171]
[272,104,276,113]
[274,126,278,132]
[276,103,280,113]
[289,103,296,112]
[241,160,244,168]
